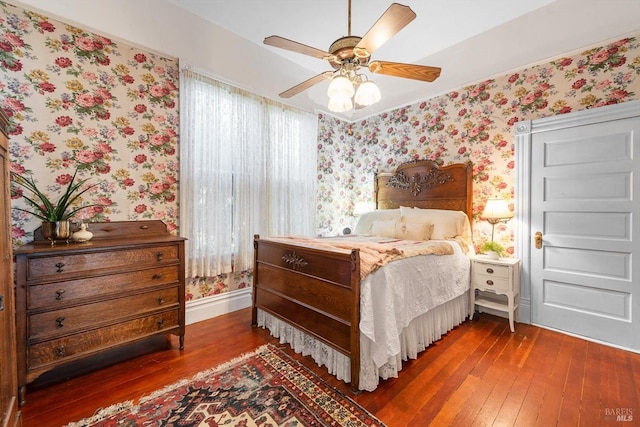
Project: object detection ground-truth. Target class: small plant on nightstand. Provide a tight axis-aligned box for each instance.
[479,241,506,259]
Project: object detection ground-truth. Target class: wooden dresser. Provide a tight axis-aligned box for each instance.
[14,221,185,405]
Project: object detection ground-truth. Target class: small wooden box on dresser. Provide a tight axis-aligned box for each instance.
[14,220,186,405]
[470,256,521,333]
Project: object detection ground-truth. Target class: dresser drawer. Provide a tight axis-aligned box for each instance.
[27,310,179,373]
[27,265,179,310]
[24,244,179,282]
[28,287,179,341]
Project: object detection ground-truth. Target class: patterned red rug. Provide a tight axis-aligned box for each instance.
[65,344,386,426]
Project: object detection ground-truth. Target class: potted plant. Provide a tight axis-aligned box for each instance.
[479,241,505,260]
[11,169,99,242]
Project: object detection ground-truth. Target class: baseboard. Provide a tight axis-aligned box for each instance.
[185,288,252,325]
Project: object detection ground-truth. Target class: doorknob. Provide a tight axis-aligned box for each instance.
[535,231,543,249]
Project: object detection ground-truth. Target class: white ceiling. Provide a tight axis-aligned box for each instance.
[164,0,640,120]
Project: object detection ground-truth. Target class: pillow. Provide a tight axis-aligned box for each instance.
[395,221,434,241]
[370,219,398,238]
[400,206,467,240]
[370,219,433,241]
[354,209,400,235]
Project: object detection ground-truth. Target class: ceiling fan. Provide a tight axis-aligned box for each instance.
[263,1,441,106]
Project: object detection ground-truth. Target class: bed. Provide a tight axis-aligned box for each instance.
[252,159,474,391]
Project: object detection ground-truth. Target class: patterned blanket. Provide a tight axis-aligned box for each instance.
[269,235,454,279]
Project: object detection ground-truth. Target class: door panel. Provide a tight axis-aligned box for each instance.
[530,114,640,351]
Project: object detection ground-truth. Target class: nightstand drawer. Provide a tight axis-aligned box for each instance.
[472,274,510,291]
[472,262,510,278]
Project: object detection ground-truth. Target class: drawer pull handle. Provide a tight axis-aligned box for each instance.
[157,297,164,305]
[152,273,163,280]
[486,280,494,286]
[56,346,65,357]
[55,262,65,273]
[55,289,66,300]
[156,253,163,262]
[140,225,149,230]
[486,268,494,274]
[56,316,65,327]
[157,319,164,329]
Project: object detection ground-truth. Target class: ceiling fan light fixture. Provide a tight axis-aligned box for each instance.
[328,93,353,113]
[354,80,381,106]
[327,75,354,98]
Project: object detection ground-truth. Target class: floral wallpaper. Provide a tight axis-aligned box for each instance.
[316,35,640,255]
[0,1,180,249]
[3,1,640,302]
[0,2,253,301]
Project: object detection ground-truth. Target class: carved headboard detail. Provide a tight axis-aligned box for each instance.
[374,160,473,223]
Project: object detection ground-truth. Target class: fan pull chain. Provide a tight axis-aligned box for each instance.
[348,0,352,36]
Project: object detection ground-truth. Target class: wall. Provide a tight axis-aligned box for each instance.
[316,35,640,254]
[0,2,258,302]
[4,1,640,304]
[1,2,180,247]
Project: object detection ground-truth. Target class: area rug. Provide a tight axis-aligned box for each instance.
[65,344,386,426]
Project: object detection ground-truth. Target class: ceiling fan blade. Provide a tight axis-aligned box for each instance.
[369,61,441,82]
[355,3,416,56]
[264,35,331,60]
[279,72,333,98]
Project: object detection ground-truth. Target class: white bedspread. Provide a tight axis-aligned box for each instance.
[360,239,471,367]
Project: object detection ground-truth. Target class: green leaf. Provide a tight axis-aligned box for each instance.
[10,169,102,222]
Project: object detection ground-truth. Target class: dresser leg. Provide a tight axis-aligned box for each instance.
[18,385,26,407]
[179,335,184,350]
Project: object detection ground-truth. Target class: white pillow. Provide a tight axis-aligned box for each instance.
[395,221,434,241]
[370,219,433,241]
[400,207,467,239]
[354,209,400,235]
[370,219,398,238]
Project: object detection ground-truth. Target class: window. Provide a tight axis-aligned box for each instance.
[180,69,318,277]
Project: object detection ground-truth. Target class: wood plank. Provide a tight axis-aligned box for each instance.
[507,328,563,426]
[556,336,588,425]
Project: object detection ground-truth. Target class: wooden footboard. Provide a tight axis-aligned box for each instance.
[252,235,361,390]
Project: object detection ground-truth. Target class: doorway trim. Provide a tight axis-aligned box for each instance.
[514,99,640,325]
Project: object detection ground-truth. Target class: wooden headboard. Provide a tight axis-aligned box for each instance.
[375,160,473,223]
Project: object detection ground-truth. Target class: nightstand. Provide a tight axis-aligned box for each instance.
[470,256,521,332]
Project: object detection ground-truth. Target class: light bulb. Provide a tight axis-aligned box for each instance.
[328,93,353,113]
[354,80,381,106]
[327,75,354,98]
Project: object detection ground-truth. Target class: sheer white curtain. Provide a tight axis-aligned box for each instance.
[180,69,318,278]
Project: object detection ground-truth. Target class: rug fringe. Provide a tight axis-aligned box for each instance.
[62,400,135,427]
[138,344,271,404]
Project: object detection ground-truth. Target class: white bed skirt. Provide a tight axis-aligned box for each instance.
[256,291,469,391]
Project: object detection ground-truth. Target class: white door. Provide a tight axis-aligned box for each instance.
[529,110,640,351]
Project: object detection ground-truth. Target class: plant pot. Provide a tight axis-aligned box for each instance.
[485,250,500,260]
[41,221,71,244]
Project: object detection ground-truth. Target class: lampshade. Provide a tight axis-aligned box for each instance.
[328,93,353,113]
[353,201,375,216]
[354,80,381,106]
[481,198,513,222]
[327,75,354,98]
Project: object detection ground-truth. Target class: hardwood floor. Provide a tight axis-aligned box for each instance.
[20,308,640,426]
